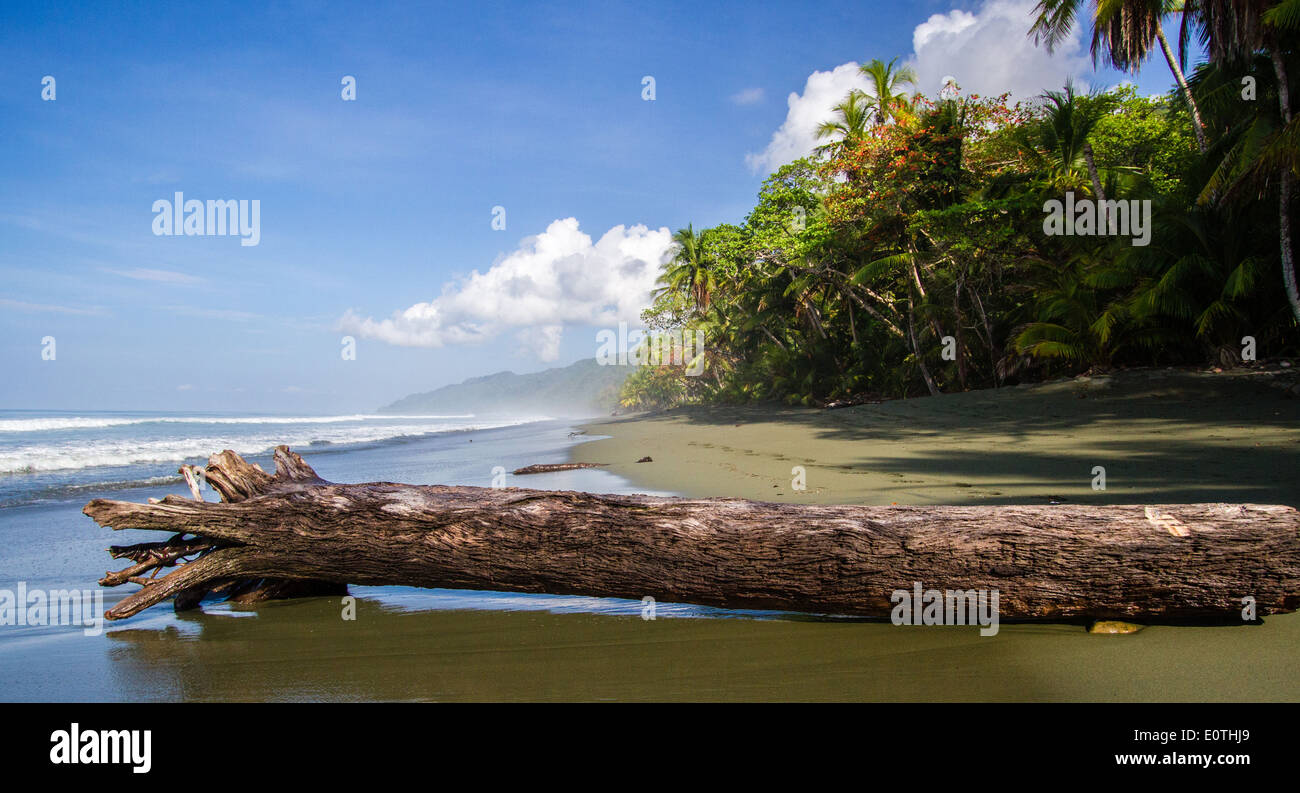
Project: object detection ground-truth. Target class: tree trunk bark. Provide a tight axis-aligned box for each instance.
[1084,142,1105,203]
[953,273,968,391]
[1083,141,1107,231]
[1271,49,1300,324]
[971,288,1002,387]
[83,446,1300,624]
[1156,24,1207,154]
[907,297,941,396]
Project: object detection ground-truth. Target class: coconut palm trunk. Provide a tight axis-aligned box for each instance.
[1155,22,1208,152]
[1029,2,1208,153]
[1083,140,1108,227]
[1271,48,1300,323]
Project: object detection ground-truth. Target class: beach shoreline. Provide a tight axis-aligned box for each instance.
[557,368,1300,703]
[1,377,1296,701]
[570,368,1299,507]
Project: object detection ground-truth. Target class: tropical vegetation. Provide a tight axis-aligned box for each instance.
[620,0,1298,408]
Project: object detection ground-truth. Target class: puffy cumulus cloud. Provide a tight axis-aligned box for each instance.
[746,1,1094,175]
[341,219,673,358]
[744,62,873,174]
[520,325,564,362]
[910,0,1091,101]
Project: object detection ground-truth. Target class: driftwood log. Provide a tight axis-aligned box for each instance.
[83,446,1300,622]
[512,462,607,475]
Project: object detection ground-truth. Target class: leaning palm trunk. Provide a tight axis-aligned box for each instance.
[1280,163,1299,324]
[1083,141,1107,228]
[1272,49,1300,324]
[1156,24,1207,153]
[1084,143,1106,201]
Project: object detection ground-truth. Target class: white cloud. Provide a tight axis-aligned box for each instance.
[910,0,1090,101]
[519,324,564,362]
[746,1,1093,175]
[164,305,260,322]
[0,298,108,316]
[341,218,674,356]
[745,62,872,174]
[730,87,765,106]
[106,267,203,284]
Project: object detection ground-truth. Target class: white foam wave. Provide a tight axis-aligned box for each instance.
[0,417,545,474]
[0,414,474,433]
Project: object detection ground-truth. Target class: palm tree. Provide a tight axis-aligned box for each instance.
[1120,201,1275,361]
[1184,0,1299,322]
[815,91,873,156]
[1014,271,1113,368]
[657,225,716,316]
[1013,247,1168,369]
[858,57,918,125]
[1030,0,1208,152]
[1026,83,1118,200]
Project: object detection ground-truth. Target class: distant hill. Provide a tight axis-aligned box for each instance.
[379,358,630,418]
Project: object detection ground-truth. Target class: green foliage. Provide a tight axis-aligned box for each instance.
[618,50,1297,410]
[1090,85,1198,200]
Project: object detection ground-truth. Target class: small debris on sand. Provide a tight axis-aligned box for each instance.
[1088,621,1144,635]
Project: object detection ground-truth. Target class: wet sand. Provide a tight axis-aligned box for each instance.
[563,368,1300,702]
[7,598,1296,702]
[571,369,1300,507]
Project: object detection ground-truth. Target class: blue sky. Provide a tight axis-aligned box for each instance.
[0,0,1191,412]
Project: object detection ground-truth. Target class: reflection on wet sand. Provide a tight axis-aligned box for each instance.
[99,594,1300,702]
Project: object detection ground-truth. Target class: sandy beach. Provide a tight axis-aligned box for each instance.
[572,368,1300,508]
[562,368,1300,701]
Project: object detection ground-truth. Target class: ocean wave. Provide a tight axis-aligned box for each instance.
[1,474,185,505]
[0,414,474,433]
[0,417,547,474]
